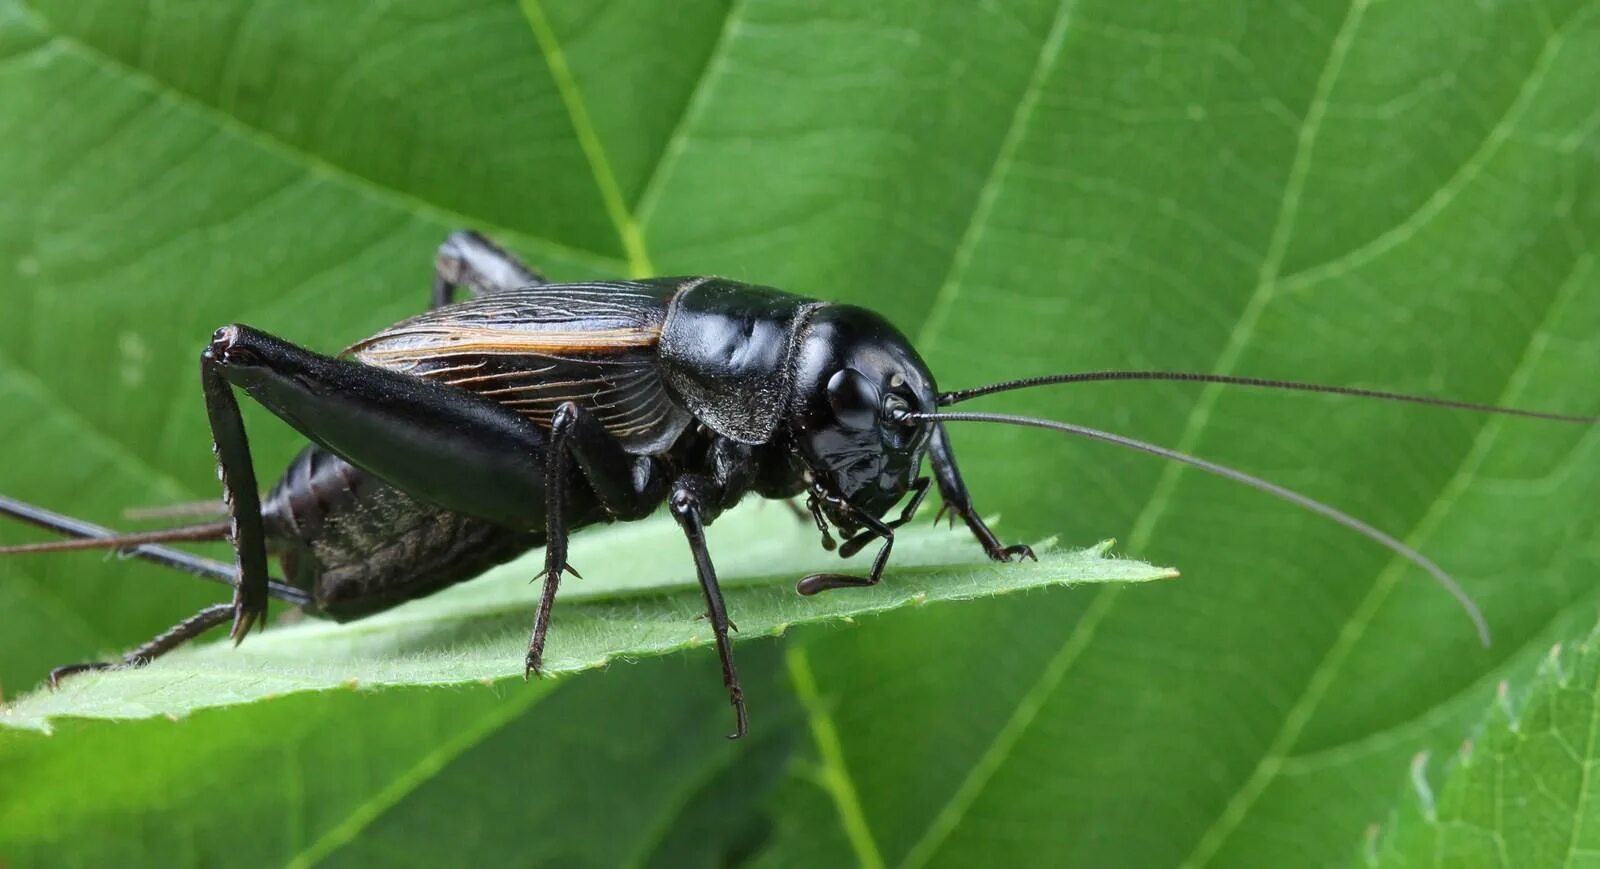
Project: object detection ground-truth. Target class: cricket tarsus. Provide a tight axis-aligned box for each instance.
[48,604,234,688]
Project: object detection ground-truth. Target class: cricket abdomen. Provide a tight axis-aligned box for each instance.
[261,445,544,622]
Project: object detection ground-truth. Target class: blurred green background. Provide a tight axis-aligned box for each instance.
[2,0,1598,866]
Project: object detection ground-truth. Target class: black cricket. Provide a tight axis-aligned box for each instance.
[2,231,1593,737]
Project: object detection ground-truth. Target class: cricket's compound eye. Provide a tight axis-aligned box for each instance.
[826,368,879,430]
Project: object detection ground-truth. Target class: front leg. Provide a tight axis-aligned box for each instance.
[927,422,1034,563]
[797,477,934,593]
[668,475,748,739]
[837,476,931,558]
[526,401,665,677]
[794,495,899,596]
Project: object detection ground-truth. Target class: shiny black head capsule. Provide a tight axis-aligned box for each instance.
[785,305,936,528]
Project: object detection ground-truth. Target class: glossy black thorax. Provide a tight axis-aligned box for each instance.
[253,276,941,618]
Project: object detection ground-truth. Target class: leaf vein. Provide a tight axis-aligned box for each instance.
[1564,632,1600,866]
[517,0,654,277]
[13,0,628,275]
[904,0,1373,864]
[632,0,745,226]
[622,732,750,869]
[898,586,1117,869]
[1276,576,1600,776]
[0,353,194,503]
[1278,19,1572,294]
[787,645,886,869]
[913,0,1079,352]
[284,682,556,868]
[1175,250,1594,869]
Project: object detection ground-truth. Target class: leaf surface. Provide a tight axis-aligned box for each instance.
[0,644,803,867]
[1,507,1168,730]
[1,0,1597,866]
[1367,631,1600,868]
[728,1,1600,867]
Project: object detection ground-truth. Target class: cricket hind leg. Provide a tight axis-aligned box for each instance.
[668,474,748,739]
[21,314,558,668]
[431,230,548,308]
[200,340,275,643]
[0,498,297,689]
[1,492,304,687]
[48,603,233,688]
[201,323,559,648]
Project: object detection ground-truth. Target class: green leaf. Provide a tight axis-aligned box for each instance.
[2,0,1597,865]
[1365,632,1600,868]
[728,2,1600,868]
[0,644,804,867]
[0,507,1168,731]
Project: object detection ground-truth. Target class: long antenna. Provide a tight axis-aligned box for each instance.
[939,370,1599,424]
[904,410,1491,645]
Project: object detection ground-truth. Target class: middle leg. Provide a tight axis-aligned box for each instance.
[669,475,748,739]
[526,401,666,676]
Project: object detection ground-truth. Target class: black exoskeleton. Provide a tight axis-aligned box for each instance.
[0,231,1029,738]
[7,231,1592,737]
